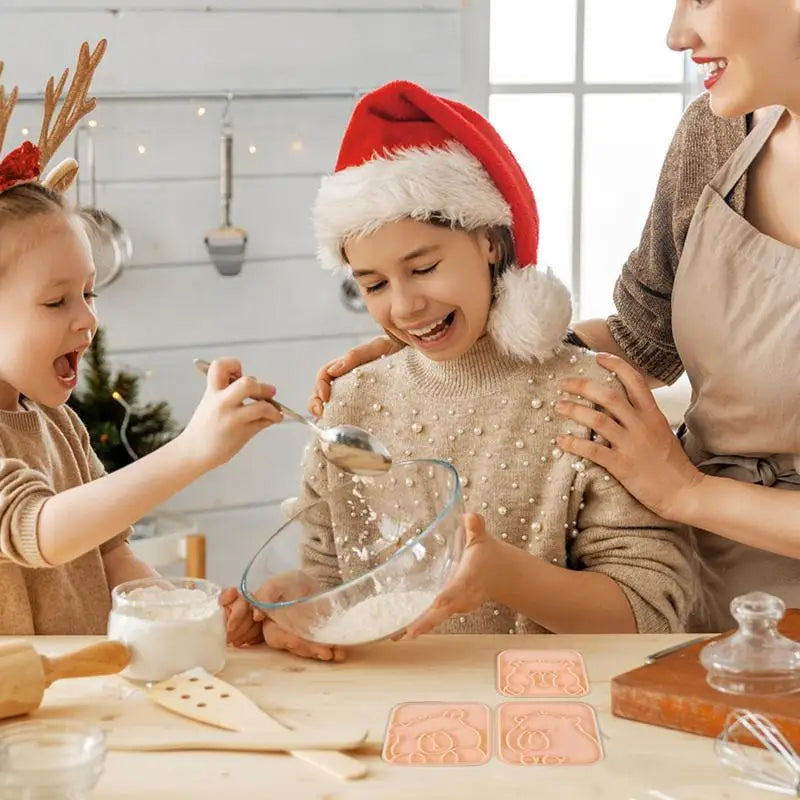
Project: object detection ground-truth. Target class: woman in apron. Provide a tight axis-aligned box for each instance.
[553,1,800,630]
[307,1,800,631]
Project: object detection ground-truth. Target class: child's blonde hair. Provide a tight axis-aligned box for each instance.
[0,181,66,221]
[0,183,69,276]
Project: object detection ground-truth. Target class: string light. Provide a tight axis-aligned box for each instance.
[87,120,98,128]
[290,139,304,153]
[248,144,257,154]
[20,127,29,136]
[111,391,139,461]
[197,106,207,117]
[108,363,157,462]
[137,144,146,155]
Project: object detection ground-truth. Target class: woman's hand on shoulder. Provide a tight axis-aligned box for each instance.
[308,335,403,417]
[554,352,703,520]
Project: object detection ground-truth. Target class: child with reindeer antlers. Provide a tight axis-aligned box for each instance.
[0,40,282,635]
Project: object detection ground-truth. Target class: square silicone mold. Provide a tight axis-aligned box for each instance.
[382,702,492,766]
[497,701,603,766]
[497,649,589,697]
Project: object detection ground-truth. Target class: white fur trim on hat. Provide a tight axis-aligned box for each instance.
[488,265,572,362]
[313,142,512,271]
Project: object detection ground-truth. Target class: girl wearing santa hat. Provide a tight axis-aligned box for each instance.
[257,81,695,662]
[308,1,800,634]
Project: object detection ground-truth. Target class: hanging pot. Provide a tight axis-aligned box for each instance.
[75,126,132,289]
[340,276,366,313]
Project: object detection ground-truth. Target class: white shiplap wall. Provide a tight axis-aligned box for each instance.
[1,0,463,585]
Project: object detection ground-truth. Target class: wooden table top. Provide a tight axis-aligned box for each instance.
[1,633,756,800]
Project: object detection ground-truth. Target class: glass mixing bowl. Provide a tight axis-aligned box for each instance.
[241,459,464,646]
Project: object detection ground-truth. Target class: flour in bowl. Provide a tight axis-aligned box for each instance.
[311,590,437,645]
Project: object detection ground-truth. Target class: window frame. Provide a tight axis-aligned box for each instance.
[460,0,700,316]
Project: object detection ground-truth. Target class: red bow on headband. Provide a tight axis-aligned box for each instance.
[0,142,42,193]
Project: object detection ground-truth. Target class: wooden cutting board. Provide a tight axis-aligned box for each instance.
[611,609,800,747]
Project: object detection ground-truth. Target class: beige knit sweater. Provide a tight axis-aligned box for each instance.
[300,336,695,634]
[609,93,748,384]
[0,403,129,634]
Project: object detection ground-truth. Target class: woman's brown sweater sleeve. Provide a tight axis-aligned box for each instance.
[609,94,747,384]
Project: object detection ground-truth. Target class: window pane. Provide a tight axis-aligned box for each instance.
[490,0,576,84]
[490,94,574,293]
[584,0,684,84]
[580,94,683,320]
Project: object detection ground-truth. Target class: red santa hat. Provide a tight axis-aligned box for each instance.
[312,80,572,363]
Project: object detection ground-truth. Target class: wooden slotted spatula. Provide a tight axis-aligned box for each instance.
[149,669,367,780]
[105,725,368,753]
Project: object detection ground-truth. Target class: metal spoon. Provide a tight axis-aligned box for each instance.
[193,358,392,477]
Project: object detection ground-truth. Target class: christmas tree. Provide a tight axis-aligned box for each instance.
[67,327,180,473]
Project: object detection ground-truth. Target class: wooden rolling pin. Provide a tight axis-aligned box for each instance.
[0,639,130,720]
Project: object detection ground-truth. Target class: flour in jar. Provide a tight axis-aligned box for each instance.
[117,586,216,619]
[311,590,437,645]
[107,585,226,682]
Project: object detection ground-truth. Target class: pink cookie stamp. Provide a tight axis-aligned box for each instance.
[497,701,603,766]
[497,649,589,697]
[383,702,491,766]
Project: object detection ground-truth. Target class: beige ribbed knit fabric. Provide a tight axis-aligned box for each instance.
[0,402,129,634]
[299,336,695,634]
[610,93,748,384]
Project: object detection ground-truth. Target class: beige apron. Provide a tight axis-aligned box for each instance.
[671,105,800,631]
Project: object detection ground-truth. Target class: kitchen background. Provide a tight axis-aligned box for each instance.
[1,1,696,585]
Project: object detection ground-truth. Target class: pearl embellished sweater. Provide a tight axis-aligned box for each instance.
[0,403,130,634]
[300,336,695,634]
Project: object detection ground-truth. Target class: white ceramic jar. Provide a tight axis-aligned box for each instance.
[107,577,226,682]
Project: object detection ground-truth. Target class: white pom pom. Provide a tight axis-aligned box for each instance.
[487,265,572,362]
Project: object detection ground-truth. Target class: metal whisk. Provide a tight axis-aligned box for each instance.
[715,709,800,796]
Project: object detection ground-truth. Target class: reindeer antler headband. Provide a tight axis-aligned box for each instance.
[0,39,107,195]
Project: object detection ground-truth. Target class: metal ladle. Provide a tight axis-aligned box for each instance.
[193,359,392,477]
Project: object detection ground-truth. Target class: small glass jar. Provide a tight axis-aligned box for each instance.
[108,576,227,682]
[0,720,105,800]
[700,591,800,695]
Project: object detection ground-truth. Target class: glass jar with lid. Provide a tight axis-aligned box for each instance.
[107,576,227,682]
[700,592,800,695]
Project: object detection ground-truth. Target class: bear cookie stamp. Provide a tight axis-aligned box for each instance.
[383,702,491,766]
[497,702,603,766]
[497,649,589,697]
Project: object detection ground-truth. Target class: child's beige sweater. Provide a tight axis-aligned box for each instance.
[0,403,129,634]
[300,337,695,634]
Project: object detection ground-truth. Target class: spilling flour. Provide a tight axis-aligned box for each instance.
[108,584,226,682]
[311,590,437,645]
